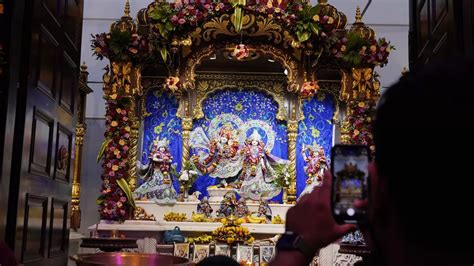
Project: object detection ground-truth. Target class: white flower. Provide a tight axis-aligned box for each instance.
[189,170,198,176]
[180,172,189,181]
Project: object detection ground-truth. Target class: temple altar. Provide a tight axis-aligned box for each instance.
[85,0,392,264]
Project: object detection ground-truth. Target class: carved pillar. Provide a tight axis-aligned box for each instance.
[127,100,139,191]
[71,64,92,230]
[287,120,298,204]
[181,117,193,168]
[340,68,379,153]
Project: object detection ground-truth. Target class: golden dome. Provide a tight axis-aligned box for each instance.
[317,0,347,30]
[110,0,138,33]
[349,6,375,40]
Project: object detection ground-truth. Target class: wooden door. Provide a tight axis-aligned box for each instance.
[409,0,474,70]
[4,0,84,265]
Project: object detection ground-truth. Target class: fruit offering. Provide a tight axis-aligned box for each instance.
[163,212,187,222]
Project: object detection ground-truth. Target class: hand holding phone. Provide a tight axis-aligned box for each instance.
[330,145,370,224]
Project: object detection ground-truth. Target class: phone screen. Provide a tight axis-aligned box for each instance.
[331,145,370,224]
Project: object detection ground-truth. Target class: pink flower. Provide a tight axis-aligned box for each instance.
[124,133,130,138]
[122,116,129,121]
[120,197,127,202]
[121,110,127,116]
[232,44,250,61]
[116,201,123,208]
[108,171,115,177]
[123,146,129,151]
[171,15,179,23]
[178,18,186,24]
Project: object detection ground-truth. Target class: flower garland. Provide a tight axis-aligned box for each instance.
[342,101,376,152]
[97,93,134,221]
[332,32,394,68]
[91,30,151,63]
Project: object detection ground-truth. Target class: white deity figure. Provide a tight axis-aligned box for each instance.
[300,142,329,197]
[239,129,287,201]
[190,114,244,185]
[134,138,178,204]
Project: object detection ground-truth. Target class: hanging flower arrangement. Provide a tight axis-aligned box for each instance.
[91,30,150,63]
[300,81,320,99]
[332,32,394,68]
[232,44,250,61]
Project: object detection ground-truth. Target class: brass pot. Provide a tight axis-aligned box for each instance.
[70,253,191,266]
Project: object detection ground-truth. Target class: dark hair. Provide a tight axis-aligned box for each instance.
[196,255,240,266]
[374,58,474,252]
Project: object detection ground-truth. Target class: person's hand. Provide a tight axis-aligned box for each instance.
[285,171,357,250]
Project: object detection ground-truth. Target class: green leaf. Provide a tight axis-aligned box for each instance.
[309,23,319,34]
[160,47,168,62]
[232,7,244,33]
[97,138,112,163]
[297,31,311,42]
[117,178,136,209]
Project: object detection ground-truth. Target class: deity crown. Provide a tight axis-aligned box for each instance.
[154,137,169,149]
[249,129,262,142]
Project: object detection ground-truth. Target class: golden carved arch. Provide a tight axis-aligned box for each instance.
[181,43,301,94]
[193,73,288,121]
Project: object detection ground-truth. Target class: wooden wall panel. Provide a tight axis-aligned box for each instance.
[29,109,54,177]
[21,194,48,263]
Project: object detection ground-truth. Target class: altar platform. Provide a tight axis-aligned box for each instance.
[136,200,293,223]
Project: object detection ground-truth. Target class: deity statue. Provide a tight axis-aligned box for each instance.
[239,129,287,201]
[197,196,213,218]
[256,200,272,223]
[191,124,243,186]
[216,191,237,218]
[134,138,178,204]
[235,198,250,218]
[300,142,329,197]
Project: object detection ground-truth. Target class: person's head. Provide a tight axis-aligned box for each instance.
[370,58,474,257]
[196,255,240,266]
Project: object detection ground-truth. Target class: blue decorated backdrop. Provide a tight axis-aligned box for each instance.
[141,91,182,190]
[141,89,335,201]
[296,92,335,195]
[191,89,288,202]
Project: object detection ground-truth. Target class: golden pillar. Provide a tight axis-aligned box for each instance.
[286,120,298,204]
[181,117,193,168]
[71,63,92,230]
[127,100,139,191]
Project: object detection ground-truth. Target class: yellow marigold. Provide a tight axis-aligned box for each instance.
[111,121,118,127]
[110,94,117,100]
[358,102,366,108]
[328,17,334,24]
[274,7,281,13]
[112,165,119,171]
[341,45,347,52]
[370,45,377,52]
[124,126,131,132]
[95,47,102,53]
[116,108,122,114]
[354,129,360,136]
[114,149,120,155]
[313,15,320,22]
[119,139,126,146]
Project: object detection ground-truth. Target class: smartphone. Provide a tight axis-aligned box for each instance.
[331,144,370,224]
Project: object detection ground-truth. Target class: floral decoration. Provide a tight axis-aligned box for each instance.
[91,29,151,63]
[332,32,394,68]
[179,161,199,191]
[342,101,376,152]
[96,93,134,221]
[300,81,320,99]
[165,76,182,94]
[232,44,250,61]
